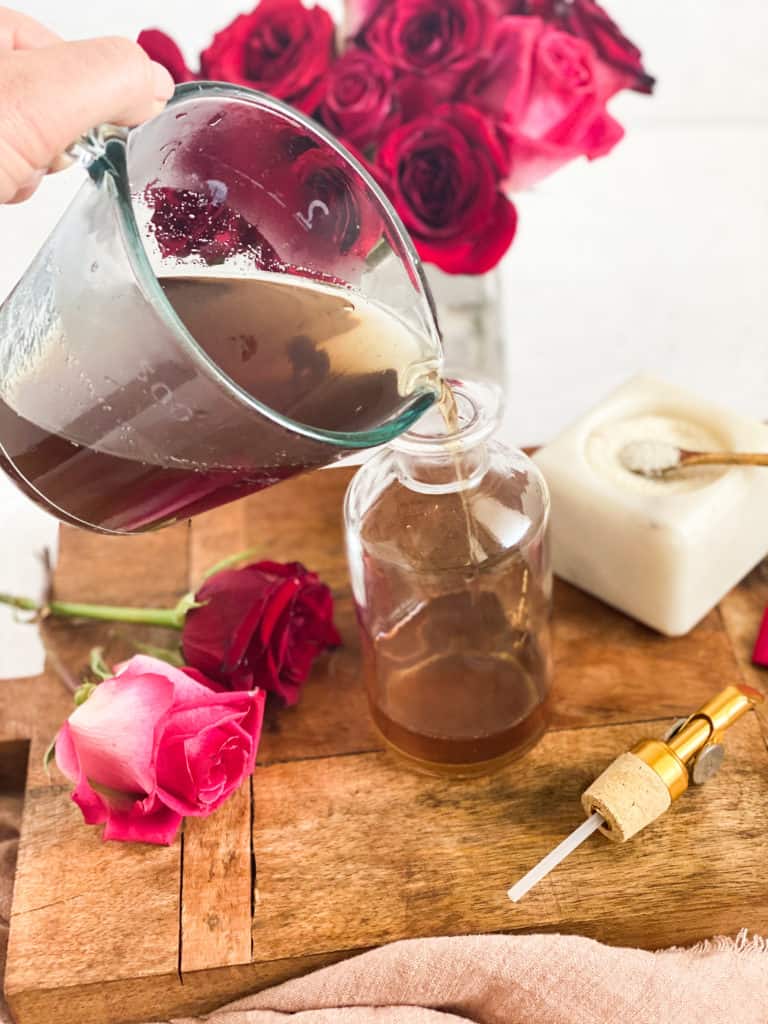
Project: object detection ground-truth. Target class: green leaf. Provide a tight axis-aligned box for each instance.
[43,737,56,775]
[74,682,97,707]
[88,646,111,681]
[172,591,207,625]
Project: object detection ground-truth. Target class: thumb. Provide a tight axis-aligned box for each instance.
[0,36,174,200]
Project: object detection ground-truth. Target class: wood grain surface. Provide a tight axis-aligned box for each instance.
[2,467,767,1024]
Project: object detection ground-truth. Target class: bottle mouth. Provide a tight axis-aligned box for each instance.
[391,377,502,456]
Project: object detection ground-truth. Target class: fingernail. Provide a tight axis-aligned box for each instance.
[151,61,175,101]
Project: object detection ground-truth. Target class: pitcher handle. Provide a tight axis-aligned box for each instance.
[66,124,129,167]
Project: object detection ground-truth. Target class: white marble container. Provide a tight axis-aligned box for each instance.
[533,376,768,636]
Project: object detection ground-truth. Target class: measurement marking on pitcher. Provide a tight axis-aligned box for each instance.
[295,200,330,231]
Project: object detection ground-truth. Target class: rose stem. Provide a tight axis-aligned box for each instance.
[0,593,184,630]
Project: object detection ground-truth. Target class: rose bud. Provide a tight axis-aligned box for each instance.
[55,656,265,845]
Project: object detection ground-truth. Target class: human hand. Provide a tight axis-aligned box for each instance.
[0,6,174,203]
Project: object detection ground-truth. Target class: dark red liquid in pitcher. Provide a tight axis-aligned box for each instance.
[0,274,428,532]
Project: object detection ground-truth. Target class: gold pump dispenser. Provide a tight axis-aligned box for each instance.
[583,684,764,840]
[508,684,764,902]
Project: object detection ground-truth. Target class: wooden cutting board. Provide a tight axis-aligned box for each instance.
[2,467,768,1024]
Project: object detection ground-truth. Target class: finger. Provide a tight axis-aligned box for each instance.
[46,152,74,174]
[6,169,44,204]
[7,183,40,203]
[0,38,174,177]
[0,6,61,50]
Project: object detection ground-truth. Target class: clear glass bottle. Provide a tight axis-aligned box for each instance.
[344,378,552,777]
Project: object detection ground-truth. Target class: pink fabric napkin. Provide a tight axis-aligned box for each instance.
[170,931,768,1024]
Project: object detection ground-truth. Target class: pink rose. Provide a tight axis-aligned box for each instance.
[55,656,265,845]
[320,49,398,150]
[467,16,624,191]
[504,0,655,96]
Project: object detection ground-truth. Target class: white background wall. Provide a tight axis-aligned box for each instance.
[2,0,767,445]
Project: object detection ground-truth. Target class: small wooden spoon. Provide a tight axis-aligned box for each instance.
[620,440,768,478]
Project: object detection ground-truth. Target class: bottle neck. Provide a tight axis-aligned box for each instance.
[397,444,490,494]
[391,378,501,495]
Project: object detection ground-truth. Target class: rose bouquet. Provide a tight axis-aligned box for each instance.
[141,0,653,275]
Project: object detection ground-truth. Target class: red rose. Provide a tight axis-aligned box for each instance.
[320,49,398,150]
[138,29,196,83]
[377,104,517,275]
[505,0,654,95]
[362,0,496,76]
[200,0,335,115]
[392,72,461,122]
[467,17,624,191]
[182,561,342,706]
[286,142,382,266]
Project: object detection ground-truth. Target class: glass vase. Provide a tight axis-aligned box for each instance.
[424,265,505,380]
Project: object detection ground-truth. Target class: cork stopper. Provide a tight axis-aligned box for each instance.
[581,752,672,843]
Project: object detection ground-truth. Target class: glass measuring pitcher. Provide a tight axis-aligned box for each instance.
[0,83,442,534]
